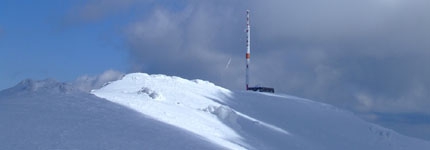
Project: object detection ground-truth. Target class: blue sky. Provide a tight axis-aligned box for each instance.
[0,0,128,89]
[2,0,430,141]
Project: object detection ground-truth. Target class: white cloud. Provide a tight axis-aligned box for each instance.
[355,92,374,112]
[73,69,124,92]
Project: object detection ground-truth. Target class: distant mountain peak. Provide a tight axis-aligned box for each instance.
[4,78,79,94]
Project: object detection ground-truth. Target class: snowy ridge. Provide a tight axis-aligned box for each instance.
[2,79,79,95]
[0,78,221,150]
[92,73,430,150]
[92,73,248,149]
[1,73,430,149]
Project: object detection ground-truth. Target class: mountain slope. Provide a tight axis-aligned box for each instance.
[1,74,430,150]
[92,73,430,150]
[0,79,221,150]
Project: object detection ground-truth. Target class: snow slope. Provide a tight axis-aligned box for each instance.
[92,73,430,150]
[0,79,221,150]
[1,74,430,150]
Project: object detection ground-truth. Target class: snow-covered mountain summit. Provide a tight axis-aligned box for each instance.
[92,73,248,149]
[92,73,430,150]
[1,73,430,150]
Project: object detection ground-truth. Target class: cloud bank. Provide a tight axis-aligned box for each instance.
[70,1,430,140]
[117,0,430,115]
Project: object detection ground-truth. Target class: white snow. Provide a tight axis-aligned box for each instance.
[92,73,430,150]
[2,73,430,150]
[92,73,247,150]
[0,79,221,150]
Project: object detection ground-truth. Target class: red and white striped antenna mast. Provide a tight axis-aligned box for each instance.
[246,10,251,90]
[243,10,275,93]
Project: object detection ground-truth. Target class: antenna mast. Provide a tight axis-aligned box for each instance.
[243,10,275,93]
[246,10,251,90]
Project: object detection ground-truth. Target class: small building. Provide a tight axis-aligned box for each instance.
[247,87,275,93]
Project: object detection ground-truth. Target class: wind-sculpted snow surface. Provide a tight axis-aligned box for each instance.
[0,79,221,150]
[1,74,429,150]
[92,73,249,149]
[93,73,430,150]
